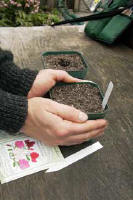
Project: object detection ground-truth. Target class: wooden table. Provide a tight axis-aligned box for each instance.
[0,26,133,200]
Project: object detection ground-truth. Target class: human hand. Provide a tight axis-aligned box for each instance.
[21,97,108,146]
[28,69,82,98]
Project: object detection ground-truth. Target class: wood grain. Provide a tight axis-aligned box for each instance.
[0,26,133,200]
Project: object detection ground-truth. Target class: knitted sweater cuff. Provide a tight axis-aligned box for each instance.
[0,90,28,134]
[19,68,38,96]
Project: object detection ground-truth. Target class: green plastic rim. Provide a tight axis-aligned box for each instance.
[50,81,108,120]
[41,51,89,79]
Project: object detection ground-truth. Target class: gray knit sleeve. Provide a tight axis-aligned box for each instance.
[0,48,38,96]
[0,89,28,133]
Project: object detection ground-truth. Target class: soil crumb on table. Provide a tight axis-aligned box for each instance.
[51,84,103,113]
[44,54,84,71]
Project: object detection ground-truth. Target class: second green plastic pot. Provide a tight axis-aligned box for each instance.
[41,51,88,79]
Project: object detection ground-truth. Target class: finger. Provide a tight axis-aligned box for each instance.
[47,100,88,123]
[63,119,107,136]
[92,131,104,138]
[69,127,105,142]
[61,128,105,146]
[54,70,83,83]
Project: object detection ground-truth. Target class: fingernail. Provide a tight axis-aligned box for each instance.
[79,112,88,121]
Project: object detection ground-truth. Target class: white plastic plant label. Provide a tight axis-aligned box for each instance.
[46,142,103,173]
[102,81,113,110]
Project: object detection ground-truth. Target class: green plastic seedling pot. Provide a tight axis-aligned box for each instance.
[50,81,108,120]
[41,51,88,79]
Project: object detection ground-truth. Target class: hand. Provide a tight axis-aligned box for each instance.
[21,97,108,146]
[28,69,82,98]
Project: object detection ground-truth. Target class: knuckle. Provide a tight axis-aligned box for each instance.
[82,134,90,141]
[54,129,61,137]
[60,70,69,78]
[59,70,67,75]
[55,128,68,138]
[60,128,69,137]
[45,69,55,76]
[84,135,89,141]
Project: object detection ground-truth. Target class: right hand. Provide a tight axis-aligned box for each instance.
[21,97,108,146]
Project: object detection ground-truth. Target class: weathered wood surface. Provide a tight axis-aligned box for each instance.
[0,26,133,200]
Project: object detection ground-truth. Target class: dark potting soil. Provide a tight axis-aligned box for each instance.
[44,54,84,71]
[51,84,103,113]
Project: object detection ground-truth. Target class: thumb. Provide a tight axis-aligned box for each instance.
[55,70,82,83]
[48,100,88,123]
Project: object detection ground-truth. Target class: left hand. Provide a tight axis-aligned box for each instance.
[28,69,82,98]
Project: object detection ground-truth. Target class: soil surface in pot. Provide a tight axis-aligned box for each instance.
[51,84,103,113]
[44,54,84,71]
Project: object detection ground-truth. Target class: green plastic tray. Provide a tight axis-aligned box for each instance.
[41,51,88,79]
[50,81,108,120]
